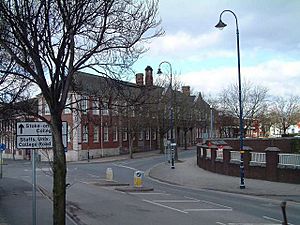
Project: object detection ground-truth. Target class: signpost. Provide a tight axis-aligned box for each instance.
[0,143,6,179]
[16,121,67,225]
[16,121,67,149]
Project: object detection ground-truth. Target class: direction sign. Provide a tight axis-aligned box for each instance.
[16,121,67,149]
[0,144,6,151]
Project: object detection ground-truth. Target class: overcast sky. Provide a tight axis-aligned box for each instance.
[132,0,300,98]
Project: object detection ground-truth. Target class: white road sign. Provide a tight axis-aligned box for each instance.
[16,121,68,149]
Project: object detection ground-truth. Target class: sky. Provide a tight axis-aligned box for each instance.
[132,0,300,98]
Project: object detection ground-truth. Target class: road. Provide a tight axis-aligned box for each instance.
[1,150,299,225]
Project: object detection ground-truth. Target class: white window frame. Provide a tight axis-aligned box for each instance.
[146,129,150,140]
[104,126,109,142]
[64,94,72,114]
[44,102,50,115]
[139,131,143,140]
[82,125,88,143]
[92,98,100,115]
[113,126,118,142]
[102,102,109,116]
[123,128,128,141]
[81,96,89,114]
[93,125,99,143]
[152,130,157,140]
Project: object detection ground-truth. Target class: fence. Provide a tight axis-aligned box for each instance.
[279,154,300,167]
[197,144,300,184]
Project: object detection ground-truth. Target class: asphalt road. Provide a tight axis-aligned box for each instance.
[1,150,299,225]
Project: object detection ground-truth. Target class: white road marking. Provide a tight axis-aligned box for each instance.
[143,199,188,214]
[184,196,232,209]
[184,208,232,212]
[216,222,226,225]
[263,215,294,225]
[129,192,170,195]
[153,199,199,203]
[112,163,139,171]
[87,173,100,178]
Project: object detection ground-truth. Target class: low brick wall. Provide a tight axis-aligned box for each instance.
[197,144,300,184]
[219,137,300,153]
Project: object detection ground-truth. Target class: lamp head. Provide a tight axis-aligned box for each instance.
[215,19,227,30]
[157,68,162,75]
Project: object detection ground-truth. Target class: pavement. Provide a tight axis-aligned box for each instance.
[148,155,300,202]
[0,148,299,224]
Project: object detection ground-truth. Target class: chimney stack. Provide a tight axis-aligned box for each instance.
[135,73,144,86]
[182,86,190,96]
[145,66,153,86]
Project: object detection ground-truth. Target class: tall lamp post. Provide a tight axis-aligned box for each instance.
[215,10,245,189]
[157,61,175,169]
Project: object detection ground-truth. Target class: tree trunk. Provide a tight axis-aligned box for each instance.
[51,115,66,225]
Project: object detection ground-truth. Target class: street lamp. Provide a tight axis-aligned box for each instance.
[157,61,175,169]
[215,10,245,189]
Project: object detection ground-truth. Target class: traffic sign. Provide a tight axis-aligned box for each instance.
[16,121,67,149]
[0,144,6,151]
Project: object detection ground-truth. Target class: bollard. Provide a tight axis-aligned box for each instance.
[281,201,288,225]
[106,168,113,181]
[134,171,144,188]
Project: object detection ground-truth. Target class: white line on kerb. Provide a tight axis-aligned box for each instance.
[143,199,188,214]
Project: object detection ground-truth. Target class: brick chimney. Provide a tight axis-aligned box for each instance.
[135,73,144,86]
[182,86,190,96]
[145,66,153,86]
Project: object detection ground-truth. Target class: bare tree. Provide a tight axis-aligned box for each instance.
[269,95,300,135]
[217,81,268,135]
[0,0,162,224]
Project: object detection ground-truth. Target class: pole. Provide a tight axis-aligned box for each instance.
[217,10,245,189]
[32,149,37,225]
[0,151,3,179]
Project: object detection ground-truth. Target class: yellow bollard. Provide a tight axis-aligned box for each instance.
[134,171,144,188]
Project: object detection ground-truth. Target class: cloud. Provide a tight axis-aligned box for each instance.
[179,59,300,97]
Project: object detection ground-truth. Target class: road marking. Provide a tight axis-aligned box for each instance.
[129,192,170,195]
[184,196,232,209]
[216,222,226,225]
[87,173,100,178]
[153,199,199,203]
[228,224,281,225]
[143,199,188,214]
[112,163,139,171]
[184,208,232,212]
[263,215,294,225]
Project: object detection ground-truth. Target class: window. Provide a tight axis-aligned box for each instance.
[92,98,99,115]
[44,102,50,115]
[83,125,88,143]
[67,124,71,143]
[104,126,109,142]
[93,126,99,143]
[123,128,128,141]
[64,94,72,114]
[113,126,118,142]
[139,131,143,140]
[102,102,109,115]
[152,130,156,140]
[146,129,150,140]
[81,96,89,114]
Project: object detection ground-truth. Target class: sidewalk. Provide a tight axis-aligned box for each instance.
[148,156,300,201]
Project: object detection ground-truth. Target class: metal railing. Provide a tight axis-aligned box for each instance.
[279,154,300,166]
[216,149,223,160]
[251,152,266,164]
[230,151,240,162]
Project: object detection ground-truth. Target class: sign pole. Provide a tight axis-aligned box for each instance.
[0,150,2,179]
[32,149,37,225]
